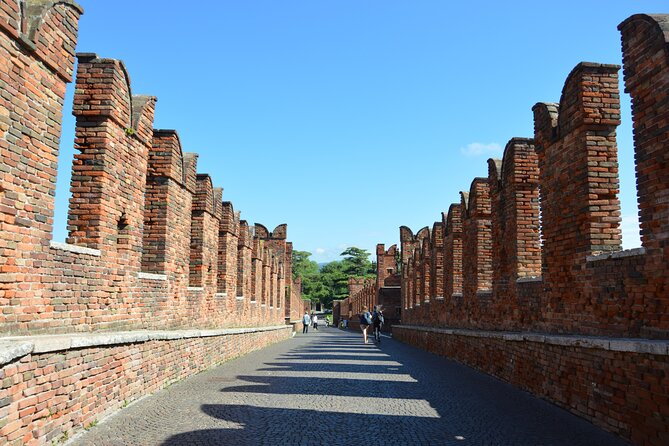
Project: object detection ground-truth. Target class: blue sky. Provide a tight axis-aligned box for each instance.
[53,1,667,263]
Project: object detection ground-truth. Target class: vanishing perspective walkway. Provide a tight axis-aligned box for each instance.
[70,327,629,446]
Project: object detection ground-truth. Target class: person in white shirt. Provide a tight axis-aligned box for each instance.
[312,315,319,331]
[302,312,311,334]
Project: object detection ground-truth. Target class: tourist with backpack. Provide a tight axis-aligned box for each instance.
[372,306,385,343]
[359,306,373,344]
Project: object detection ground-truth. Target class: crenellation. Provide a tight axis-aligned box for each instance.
[392,14,669,446]
[0,4,305,441]
[461,178,492,298]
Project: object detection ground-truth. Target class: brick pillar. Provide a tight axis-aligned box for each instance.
[533,63,622,301]
[0,2,82,334]
[278,261,285,310]
[489,139,541,301]
[189,175,219,288]
[0,1,81,254]
[461,179,493,299]
[68,54,156,261]
[237,220,252,299]
[217,202,238,301]
[431,223,444,299]
[399,226,417,310]
[270,254,279,308]
[420,236,431,303]
[251,237,263,303]
[443,204,463,299]
[261,247,270,308]
[143,131,194,286]
[619,15,669,254]
[284,242,293,319]
[376,244,397,288]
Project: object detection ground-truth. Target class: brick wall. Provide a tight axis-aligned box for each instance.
[0,2,305,444]
[392,13,669,446]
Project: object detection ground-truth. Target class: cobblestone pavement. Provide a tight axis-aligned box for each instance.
[70,328,630,446]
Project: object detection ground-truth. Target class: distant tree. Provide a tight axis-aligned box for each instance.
[340,247,376,277]
[292,250,319,281]
[292,247,377,309]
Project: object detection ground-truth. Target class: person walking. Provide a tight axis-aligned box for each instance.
[302,312,311,334]
[372,306,384,343]
[359,306,372,344]
[312,314,319,331]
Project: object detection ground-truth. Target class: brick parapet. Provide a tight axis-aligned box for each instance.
[395,325,668,446]
[0,4,299,336]
[443,203,463,299]
[618,14,669,255]
[461,178,492,300]
[0,326,292,445]
[392,14,669,444]
[399,34,666,337]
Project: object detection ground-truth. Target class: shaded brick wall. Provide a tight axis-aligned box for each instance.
[394,13,669,445]
[0,2,305,444]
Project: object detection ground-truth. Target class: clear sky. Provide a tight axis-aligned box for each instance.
[53,1,668,263]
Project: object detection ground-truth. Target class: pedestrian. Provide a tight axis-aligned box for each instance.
[302,312,311,334]
[312,314,319,331]
[372,306,384,343]
[359,306,372,344]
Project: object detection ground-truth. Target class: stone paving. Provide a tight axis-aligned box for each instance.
[69,327,630,446]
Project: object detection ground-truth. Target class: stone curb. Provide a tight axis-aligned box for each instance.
[395,325,669,355]
[0,325,290,366]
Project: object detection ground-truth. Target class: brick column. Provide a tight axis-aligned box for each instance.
[533,63,622,300]
[69,54,156,262]
[461,179,493,299]
[619,15,669,254]
[488,139,541,301]
[443,204,463,299]
[143,130,194,286]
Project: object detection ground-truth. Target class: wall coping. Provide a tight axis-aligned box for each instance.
[517,276,542,283]
[138,272,168,281]
[0,325,290,366]
[586,247,646,262]
[49,241,101,257]
[396,324,669,355]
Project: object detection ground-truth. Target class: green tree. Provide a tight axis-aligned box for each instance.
[292,250,319,280]
[340,247,376,277]
[291,247,377,309]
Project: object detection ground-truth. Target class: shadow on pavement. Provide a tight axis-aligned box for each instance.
[160,329,630,446]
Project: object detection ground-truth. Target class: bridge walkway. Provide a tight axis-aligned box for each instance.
[70,327,629,446]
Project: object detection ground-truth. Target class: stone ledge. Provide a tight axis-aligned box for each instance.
[396,325,669,355]
[586,247,645,263]
[517,276,542,283]
[0,325,290,366]
[49,241,101,257]
[138,272,168,281]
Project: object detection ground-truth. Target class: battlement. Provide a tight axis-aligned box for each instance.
[0,26,302,336]
[398,14,669,340]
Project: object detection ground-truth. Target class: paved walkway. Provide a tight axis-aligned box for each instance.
[70,327,630,446]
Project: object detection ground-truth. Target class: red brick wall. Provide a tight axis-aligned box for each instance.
[394,326,667,446]
[0,2,303,444]
[393,13,669,445]
[2,326,292,445]
[443,204,463,299]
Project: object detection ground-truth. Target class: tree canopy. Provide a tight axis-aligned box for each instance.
[292,247,376,309]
